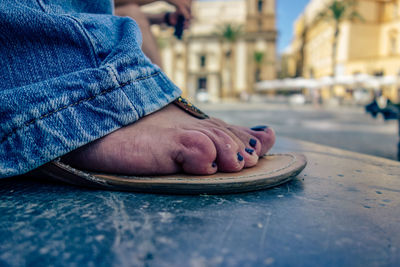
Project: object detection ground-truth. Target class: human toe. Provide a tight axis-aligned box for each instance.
[225,126,263,155]
[207,124,260,168]
[240,125,276,156]
[175,130,218,175]
[196,127,246,172]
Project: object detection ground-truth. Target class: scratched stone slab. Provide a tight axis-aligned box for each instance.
[1,137,399,266]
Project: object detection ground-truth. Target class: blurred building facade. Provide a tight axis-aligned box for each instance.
[283,0,400,102]
[144,0,277,102]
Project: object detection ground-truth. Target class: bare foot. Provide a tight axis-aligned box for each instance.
[62,104,275,175]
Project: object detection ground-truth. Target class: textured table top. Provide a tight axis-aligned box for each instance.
[1,137,399,266]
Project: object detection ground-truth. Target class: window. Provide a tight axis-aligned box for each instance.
[390,36,397,55]
[255,68,261,82]
[198,77,207,89]
[388,29,398,55]
[309,68,315,79]
[199,55,206,68]
[257,0,264,13]
[258,19,262,30]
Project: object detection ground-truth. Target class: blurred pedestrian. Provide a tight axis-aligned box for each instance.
[115,0,192,67]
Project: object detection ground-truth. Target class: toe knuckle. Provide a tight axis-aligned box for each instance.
[179,131,216,156]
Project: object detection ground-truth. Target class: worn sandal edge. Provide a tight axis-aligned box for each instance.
[35,153,307,195]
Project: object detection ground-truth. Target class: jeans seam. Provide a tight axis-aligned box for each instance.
[62,14,100,68]
[0,72,161,145]
[35,0,47,12]
[106,65,121,85]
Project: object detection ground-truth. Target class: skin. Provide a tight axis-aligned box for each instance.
[115,0,193,21]
[67,1,275,175]
[114,0,192,67]
[62,104,275,175]
[115,4,164,66]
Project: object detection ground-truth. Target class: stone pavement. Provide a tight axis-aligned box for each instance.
[1,137,399,266]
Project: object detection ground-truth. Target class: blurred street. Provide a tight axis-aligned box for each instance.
[199,102,399,161]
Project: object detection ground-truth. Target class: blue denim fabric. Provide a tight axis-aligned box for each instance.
[0,0,181,178]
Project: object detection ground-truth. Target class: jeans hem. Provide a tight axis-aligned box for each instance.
[0,69,181,178]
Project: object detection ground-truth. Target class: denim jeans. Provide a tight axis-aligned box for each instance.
[0,0,181,178]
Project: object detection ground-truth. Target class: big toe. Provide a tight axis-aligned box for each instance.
[175,130,218,175]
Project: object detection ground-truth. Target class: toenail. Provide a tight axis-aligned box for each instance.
[251,125,269,131]
[212,162,217,168]
[249,138,257,148]
[245,148,254,155]
[237,152,244,161]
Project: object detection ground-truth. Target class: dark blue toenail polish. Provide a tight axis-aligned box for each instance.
[249,138,257,148]
[251,125,268,131]
[237,152,244,161]
[245,148,254,155]
[212,162,217,168]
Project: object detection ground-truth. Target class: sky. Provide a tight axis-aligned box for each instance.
[277,0,309,53]
[198,0,310,54]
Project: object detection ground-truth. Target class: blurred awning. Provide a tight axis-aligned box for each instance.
[334,75,355,86]
[379,75,397,86]
[255,74,399,91]
[255,77,319,91]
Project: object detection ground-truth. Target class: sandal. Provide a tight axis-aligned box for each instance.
[34,97,307,194]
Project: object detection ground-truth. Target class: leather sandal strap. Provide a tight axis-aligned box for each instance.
[173,96,209,120]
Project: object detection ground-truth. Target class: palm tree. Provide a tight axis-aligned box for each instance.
[217,24,242,97]
[253,51,264,82]
[318,0,363,77]
[254,51,264,65]
[218,24,242,49]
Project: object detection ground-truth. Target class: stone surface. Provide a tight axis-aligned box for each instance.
[1,137,400,266]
